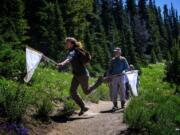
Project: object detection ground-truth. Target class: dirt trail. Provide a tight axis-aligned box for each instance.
[30,101,128,135]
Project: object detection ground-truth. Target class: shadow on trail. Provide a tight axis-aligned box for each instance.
[50,114,94,123]
[100,108,124,114]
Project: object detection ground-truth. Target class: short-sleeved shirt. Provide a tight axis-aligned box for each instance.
[108,56,129,75]
[67,49,89,76]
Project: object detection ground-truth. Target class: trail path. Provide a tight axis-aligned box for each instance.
[30,101,128,135]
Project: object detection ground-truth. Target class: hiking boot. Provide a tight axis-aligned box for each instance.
[79,107,89,116]
[121,101,126,108]
[111,106,118,112]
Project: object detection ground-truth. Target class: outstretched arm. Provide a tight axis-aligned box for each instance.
[58,50,75,67]
[57,59,70,67]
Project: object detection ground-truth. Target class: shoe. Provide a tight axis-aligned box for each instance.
[121,101,125,108]
[111,106,118,112]
[79,107,89,116]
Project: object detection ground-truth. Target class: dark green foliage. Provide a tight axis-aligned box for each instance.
[36,98,53,118]
[0,0,179,73]
[0,0,29,48]
[146,2,161,57]
[166,44,180,85]
[0,0,179,72]
[163,5,174,51]
[138,0,148,20]
[124,27,139,67]
[0,44,25,80]
[25,0,66,60]
[62,99,76,116]
[113,0,124,31]
[125,64,180,135]
[59,0,92,39]
[0,78,32,121]
[150,49,157,64]
[126,0,137,16]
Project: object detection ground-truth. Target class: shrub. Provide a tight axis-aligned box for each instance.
[0,78,31,121]
[124,64,179,135]
[62,99,76,116]
[85,82,110,103]
[0,123,28,135]
[0,44,25,80]
[36,98,53,118]
[91,64,105,74]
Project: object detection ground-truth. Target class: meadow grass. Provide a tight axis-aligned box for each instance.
[124,63,180,135]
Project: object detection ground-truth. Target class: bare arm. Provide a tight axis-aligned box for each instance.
[58,59,70,67]
[58,50,75,67]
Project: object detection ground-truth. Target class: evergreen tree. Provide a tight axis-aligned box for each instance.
[0,0,179,73]
[101,0,121,52]
[133,15,150,62]
[166,44,180,86]
[163,5,173,50]
[170,5,179,42]
[113,0,124,31]
[101,0,114,35]
[0,0,29,49]
[146,0,162,61]
[124,26,139,67]
[150,48,157,64]
[138,0,148,20]
[156,7,168,57]
[51,1,66,60]
[25,0,66,60]
[59,0,93,39]
[112,0,128,59]
[83,0,111,70]
[126,0,137,17]
[167,51,172,62]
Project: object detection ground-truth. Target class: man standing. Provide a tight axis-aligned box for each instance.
[108,47,129,111]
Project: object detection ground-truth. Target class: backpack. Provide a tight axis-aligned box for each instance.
[75,48,91,65]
